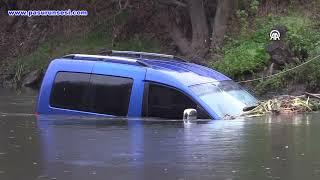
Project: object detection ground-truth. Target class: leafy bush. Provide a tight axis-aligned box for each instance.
[277,16,320,53]
[293,59,320,91]
[253,76,284,95]
[213,41,269,78]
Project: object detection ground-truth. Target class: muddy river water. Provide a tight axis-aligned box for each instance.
[1,88,320,180]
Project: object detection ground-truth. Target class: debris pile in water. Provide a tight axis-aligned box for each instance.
[242,93,320,117]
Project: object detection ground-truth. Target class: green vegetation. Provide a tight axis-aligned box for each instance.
[6,1,320,97]
[212,40,270,79]
[10,27,163,79]
[252,58,320,95]
[211,14,320,94]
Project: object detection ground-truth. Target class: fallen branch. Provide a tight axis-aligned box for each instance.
[241,94,320,118]
[305,92,320,100]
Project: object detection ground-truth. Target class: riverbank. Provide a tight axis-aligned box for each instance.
[1,1,319,96]
[212,13,320,96]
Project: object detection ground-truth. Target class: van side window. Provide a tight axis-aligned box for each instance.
[143,83,210,119]
[90,74,133,116]
[50,72,90,111]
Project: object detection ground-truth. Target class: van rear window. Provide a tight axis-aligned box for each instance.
[50,72,90,111]
[50,72,133,116]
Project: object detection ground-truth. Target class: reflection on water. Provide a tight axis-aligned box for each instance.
[1,88,320,180]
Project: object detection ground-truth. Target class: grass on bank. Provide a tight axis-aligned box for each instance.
[211,14,320,94]
[11,28,163,82]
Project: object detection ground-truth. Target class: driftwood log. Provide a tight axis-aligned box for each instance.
[305,92,320,100]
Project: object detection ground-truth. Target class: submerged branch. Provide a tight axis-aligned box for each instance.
[241,94,320,117]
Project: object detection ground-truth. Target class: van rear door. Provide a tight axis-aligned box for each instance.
[91,61,147,117]
[37,59,95,115]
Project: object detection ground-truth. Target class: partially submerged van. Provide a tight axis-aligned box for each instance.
[37,51,258,120]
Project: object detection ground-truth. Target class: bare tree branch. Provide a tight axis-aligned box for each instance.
[158,0,187,7]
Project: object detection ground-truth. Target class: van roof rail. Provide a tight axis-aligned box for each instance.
[62,54,151,67]
[100,50,187,62]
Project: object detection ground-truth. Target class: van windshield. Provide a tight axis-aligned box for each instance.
[190,81,258,118]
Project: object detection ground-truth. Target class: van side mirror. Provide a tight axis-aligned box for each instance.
[183,109,197,123]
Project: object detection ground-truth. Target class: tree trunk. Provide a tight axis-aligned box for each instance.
[168,0,210,62]
[168,21,192,55]
[188,0,209,48]
[161,0,233,63]
[211,0,233,49]
[188,0,210,61]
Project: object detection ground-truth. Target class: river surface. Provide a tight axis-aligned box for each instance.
[1,88,320,180]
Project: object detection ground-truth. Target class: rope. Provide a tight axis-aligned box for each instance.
[237,54,320,83]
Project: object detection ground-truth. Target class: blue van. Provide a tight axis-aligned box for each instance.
[36,51,258,120]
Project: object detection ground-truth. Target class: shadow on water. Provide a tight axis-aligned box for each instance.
[1,88,320,180]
